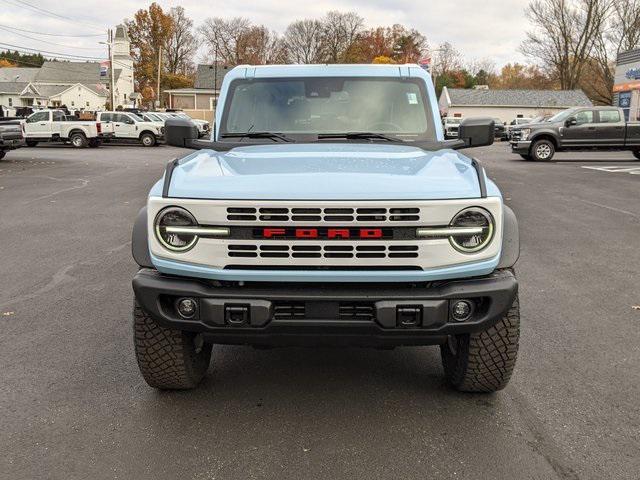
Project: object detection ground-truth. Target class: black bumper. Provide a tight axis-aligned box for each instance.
[132,269,518,347]
[510,141,532,154]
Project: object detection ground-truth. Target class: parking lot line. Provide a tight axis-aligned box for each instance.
[582,166,640,175]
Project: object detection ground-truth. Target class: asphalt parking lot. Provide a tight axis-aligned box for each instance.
[1,142,639,480]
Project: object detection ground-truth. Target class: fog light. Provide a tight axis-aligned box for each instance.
[451,300,473,322]
[177,298,197,318]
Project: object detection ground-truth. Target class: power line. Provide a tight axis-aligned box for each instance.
[0,0,105,31]
[0,41,105,61]
[0,23,104,38]
[0,26,105,51]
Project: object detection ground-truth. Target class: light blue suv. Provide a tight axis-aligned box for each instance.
[131,64,520,393]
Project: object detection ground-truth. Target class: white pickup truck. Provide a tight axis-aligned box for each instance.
[96,111,164,147]
[23,110,111,148]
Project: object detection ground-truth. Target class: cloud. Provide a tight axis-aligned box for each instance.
[0,0,530,67]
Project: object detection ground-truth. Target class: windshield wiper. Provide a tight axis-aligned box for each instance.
[317,132,403,142]
[220,132,292,142]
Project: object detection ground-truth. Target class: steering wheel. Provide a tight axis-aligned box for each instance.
[366,122,402,132]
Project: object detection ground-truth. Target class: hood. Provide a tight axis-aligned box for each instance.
[166,143,483,200]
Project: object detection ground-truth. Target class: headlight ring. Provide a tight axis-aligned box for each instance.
[448,207,495,253]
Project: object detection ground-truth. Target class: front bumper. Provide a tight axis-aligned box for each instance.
[510,140,531,154]
[132,268,518,347]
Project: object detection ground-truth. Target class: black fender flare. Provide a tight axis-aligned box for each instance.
[132,207,153,268]
[498,205,520,269]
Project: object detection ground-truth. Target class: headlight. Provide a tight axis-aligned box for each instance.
[154,207,199,252]
[520,128,531,141]
[448,207,495,253]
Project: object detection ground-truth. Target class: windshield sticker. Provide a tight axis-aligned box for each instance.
[406,93,418,105]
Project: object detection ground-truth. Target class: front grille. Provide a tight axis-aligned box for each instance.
[226,207,420,222]
[228,244,419,259]
[272,302,375,321]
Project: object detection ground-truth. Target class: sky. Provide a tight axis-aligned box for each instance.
[0,0,531,69]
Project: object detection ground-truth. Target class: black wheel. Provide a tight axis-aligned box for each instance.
[70,132,88,148]
[633,150,640,160]
[26,140,38,148]
[133,302,212,390]
[140,132,156,147]
[530,139,555,161]
[0,150,5,161]
[519,154,532,161]
[441,293,520,393]
[88,139,101,148]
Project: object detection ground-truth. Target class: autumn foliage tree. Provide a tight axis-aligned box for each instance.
[125,2,185,107]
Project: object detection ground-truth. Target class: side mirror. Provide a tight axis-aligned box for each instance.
[565,117,577,127]
[458,117,495,148]
[165,117,199,148]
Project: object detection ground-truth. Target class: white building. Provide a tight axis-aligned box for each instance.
[438,87,593,123]
[0,24,135,110]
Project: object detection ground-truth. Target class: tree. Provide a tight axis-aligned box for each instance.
[492,63,556,89]
[521,0,613,89]
[0,50,44,67]
[199,17,285,65]
[284,19,324,63]
[125,2,174,106]
[433,42,462,77]
[0,58,16,68]
[165,6,197,76]
[320,11,364,63]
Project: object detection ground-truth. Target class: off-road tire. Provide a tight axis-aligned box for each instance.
[530,139,555,161]
[0,150,5,161]
[140,132,156,147]
[633,150,640,160]
[70,132,88,148]
[88,139,101,148]
[519,154,532,161]
[26,140,38,148]
[441,294,520,393]
[133,303,212,390]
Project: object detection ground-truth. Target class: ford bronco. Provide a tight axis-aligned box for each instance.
[131,64,520,393]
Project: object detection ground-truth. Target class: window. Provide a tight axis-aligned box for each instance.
[100,113,113,122]
[86,102,90,107]
[71,101,75,107]
[598,110,621,123]
[8,98,12,107]
[221,77,434,140]
[52,111,65,122]
[574,110,594,125]
[27,111,49,123]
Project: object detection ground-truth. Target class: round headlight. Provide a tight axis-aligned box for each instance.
[155,207,198,252]
[449,207,494,253]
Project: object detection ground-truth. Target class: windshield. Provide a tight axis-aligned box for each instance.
[129,113,145,122]
[221,77,435,141]
[547,109,577,123]
[444,118,461,124]
[146,113,162,121]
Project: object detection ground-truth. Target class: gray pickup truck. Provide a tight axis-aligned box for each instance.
[0,120,25,161]
[510,106,640,161]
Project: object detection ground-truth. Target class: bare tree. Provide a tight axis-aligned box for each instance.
[320,11,364,62]
[284,19,324,63]
[521,0,614,90]
[165,6,197,75]
[433,42,462,76]
[199,17,252,65]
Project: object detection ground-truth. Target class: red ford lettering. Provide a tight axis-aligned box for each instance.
[359,228,383,239]
[263,228,286,238]
[327,229,350,239]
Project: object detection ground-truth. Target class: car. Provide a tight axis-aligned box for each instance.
[95,111,164,147]
[156,112,210,138]
[510,106,640,161]
[131,64,521,393]
[442,117,462,139]
[22,109,111,148]
[493,118,507,141]
[140,112,166,130]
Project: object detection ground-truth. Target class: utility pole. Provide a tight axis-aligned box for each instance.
[157,48,162,109]
[108,29,115,110]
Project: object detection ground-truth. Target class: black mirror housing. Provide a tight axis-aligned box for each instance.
[165,117,199,148]
[565,118,577,127]
[458,117,495,148]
